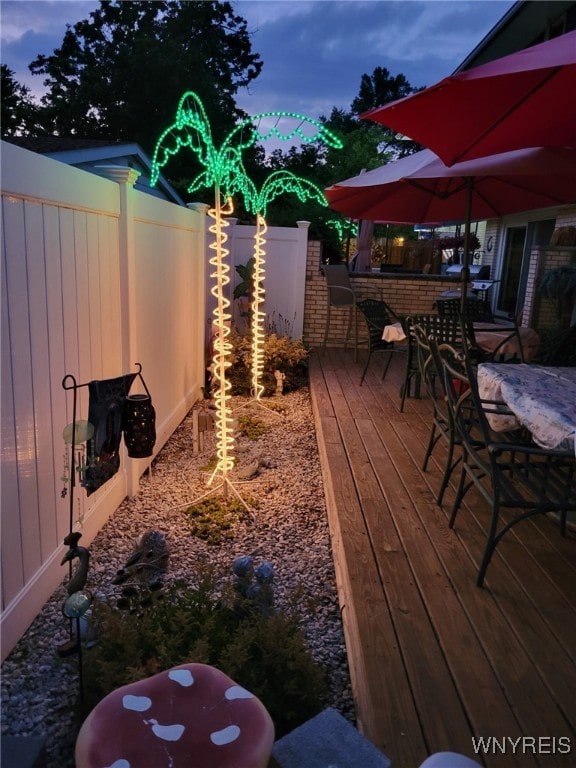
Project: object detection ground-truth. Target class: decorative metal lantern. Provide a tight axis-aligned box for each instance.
[123,394,156,458]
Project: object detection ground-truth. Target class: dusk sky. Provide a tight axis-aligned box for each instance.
[1,0,516,130]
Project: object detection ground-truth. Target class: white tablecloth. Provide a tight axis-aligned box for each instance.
[477,363,576,452]
[382,322,406,343]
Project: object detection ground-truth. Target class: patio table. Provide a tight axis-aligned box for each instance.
[473,323,540,362]
[477,363,576,452]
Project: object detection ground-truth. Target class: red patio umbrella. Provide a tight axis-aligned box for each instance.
[362,31,576,166]
[325,146,576,224]
[325,145,576,307]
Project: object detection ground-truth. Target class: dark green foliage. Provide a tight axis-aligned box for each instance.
[185,496,252,544]
[81,575,329,736]
[535,324,576,366]
[26,1,262,158]
[228,331,309,395]
[0,66,41,137]
[233,258,256,299]
[351,66,416,114]
[539,264,576,326]
[237,415,271,441]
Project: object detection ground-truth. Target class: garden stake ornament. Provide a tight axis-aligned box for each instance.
[151,92,342,500]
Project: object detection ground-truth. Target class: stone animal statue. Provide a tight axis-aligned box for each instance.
[113,529,170,589]
[232,555,275,614]
[274,369,286,395]
[61,531,91,595]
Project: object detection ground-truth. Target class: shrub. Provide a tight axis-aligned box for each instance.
[228,330,309,395]
[80,572,329,737]
[185,495,252,545]
[236,415,271,440]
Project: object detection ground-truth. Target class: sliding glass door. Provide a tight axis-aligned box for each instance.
[495,219,555,320]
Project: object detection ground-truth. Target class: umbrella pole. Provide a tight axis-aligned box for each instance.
[460,177,473,315]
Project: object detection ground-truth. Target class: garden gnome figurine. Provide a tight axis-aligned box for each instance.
[274,370,285,395]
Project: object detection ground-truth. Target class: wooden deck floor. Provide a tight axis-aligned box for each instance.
[308,348,576,768]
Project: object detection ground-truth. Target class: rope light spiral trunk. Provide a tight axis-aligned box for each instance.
[208,191,235,488]
[250,215,267,401]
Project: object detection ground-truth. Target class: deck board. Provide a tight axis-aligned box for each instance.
[309,348,576,768]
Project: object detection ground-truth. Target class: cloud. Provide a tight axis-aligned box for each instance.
[236,0,514,120]
[1,0,99,94]
[0,1,97,42]
[2,0,515,126]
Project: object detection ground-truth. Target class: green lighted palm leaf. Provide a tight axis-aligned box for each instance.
[151,91,343,197]
[252,172,327,218]
[227,112,343,154]
[151,92,215,186]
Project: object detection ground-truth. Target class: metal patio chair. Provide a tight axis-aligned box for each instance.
[322,264,365,360]
[435,296,493,323]
[434,340,576,587]
[356,298,407,385]
[410,316,464,504]
[400,313,464,413]
[435,297,526,363]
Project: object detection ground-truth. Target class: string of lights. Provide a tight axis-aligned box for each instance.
[251,214,267,401]
[207,194,235,483]
[149,91,343,493]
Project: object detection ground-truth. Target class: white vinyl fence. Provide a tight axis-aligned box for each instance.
[222,218,310,338]
[1,141,311,661]
[1,141,205,660]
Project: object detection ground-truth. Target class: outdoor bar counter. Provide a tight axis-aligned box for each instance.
[303,262,480,350]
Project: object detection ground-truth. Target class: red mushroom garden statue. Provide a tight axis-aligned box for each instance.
[75,662,275,768]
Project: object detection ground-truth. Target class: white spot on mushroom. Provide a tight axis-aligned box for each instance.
[122,695,152,712]
[104,761,131,768]
[148,719,185,742]
[168,668,195,687]
[225,685,254,700]
[210,724,241,745]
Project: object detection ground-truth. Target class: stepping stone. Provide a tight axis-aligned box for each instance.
[75,663,274,768]
[1,735,46,768]
[272,707,391,768]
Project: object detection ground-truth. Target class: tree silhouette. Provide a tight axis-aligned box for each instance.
[28,1,261,155]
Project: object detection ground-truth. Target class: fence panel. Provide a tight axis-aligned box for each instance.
[208,218,309,339]
[0,142,205,659]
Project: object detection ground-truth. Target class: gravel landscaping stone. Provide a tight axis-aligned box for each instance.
[1,389,355,767]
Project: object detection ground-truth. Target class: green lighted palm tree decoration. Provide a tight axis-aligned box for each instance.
[151,92,342,493]
[238,171,328,401]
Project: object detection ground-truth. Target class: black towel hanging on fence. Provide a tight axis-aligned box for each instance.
[84,373,137,496]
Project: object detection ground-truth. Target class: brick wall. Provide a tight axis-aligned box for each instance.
[530,245,576,330]
[303,242,463,348]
